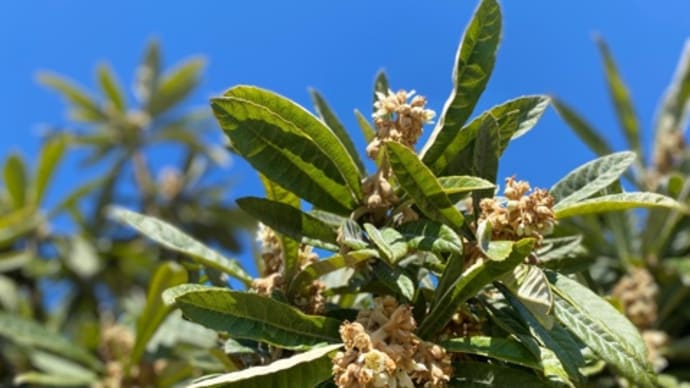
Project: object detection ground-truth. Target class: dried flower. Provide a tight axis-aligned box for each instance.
[256,223,284,275]
[479,177,556,242]
[333,297,452,387]
[611,267,659,330]
[642,330,669,372]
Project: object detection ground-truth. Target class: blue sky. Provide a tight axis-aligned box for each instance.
[1,1,689,260]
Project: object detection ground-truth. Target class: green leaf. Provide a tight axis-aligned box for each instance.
[259,175,301,282]
[0,250,33,273]
[28,351,99,384]
[654,40,690,136]
[363,223,407,263]
[386,142,464,229]
[373,70,389,112]
[443,336,542,371]
[472,114,500,186]
[547,270,657,387]
[422,0,501,170]
[164,285,341,350]
[423,96,548,175]
[212,87,360,214]
[63,235,102,279]
[128,262,188,370]
[3,153,27,209]
[14,372,97,387]
[354,109,376,143]
[596,37,643,161]
[38,72,106,122]
[187,344,341,388]
[397,220,463,255]
[97,63,126,112]
[0,207,43,246]
[373,261,415,301]
[310,89,365,174]
[551,98,613,157]
[108,207,251,285]
[501,265,554,329]
[500,285,582,385]
[550,151,636,206]
[418,238,535,338]
[33,134,67,206]
[237,197,338,251]
[148,57,205,115]
[0,312,102,370]
[554,192,684,219]
[290,249,377,294]
[452,359,551,387]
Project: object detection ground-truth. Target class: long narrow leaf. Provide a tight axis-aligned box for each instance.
[551,98,613,157]
[554,192,684,219]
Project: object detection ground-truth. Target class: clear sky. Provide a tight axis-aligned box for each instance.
[1,1,689,262]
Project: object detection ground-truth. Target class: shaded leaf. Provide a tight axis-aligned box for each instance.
[108,207,251,285]
[386,142,464,229]
[547,270,656,387]
[260,175,301,282]
[654,40,690,136]
[550,151,636,205]
[128,262,188,369]
[397,220,463,255]
[354,109,376,143]
[0,312,102,370]
[419,238,535,338]
[311,89,365,174]
[443,336,542,371]
[364,223,407,263]
[290,249,377,294]
[237,197,338,251]
[164,285,341,350]
[452,359,551,387]
[422,0,501,171]
[551,98,613,157]
[188,344,341,388]
[554,192,684,219]
[596,37,643,160]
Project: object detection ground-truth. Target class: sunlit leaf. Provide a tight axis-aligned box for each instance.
[551,98,613,157]
[289,249,377,294]
[550,151,636,206]
[397,220,463,255]
[386,142,464,229]
[422,0,501,171]
[554,192,684,219]
[97,63,126,112]
[33,134,67,206]
[38,72,106,122]
[3,153,27,209]
[148,57,205,115]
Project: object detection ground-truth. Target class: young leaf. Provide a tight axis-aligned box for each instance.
[422,0,501,170]
[438,175,495,195]
[236,197,338,251]
[546,270,657,387]
[289,249,377,294]
[549,151,636,206]
[310,89,365,174]
[33,134,67,206]
[418,238,535,339]
[163,285,341,350]
[128,262,188,370]
[108,207,251,285]
[354,109,376,143]
[363,223,407,263]
[501,265,554,329]
[443,336,542,371]
[397,220,463,255]
[372,70,389,111]
[554,192,684,219]
[187,344,341,388]
[386,142,464,230]
[596,37,643,161]
[423,96,547,175]
[0,312,102,371]
[97,63,126,112]
[3,153,27,209]
[148,57,205,116]
[654,40,690,136]
[212,90,358,214]
[551,98,613,157]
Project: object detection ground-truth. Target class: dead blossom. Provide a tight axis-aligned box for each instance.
[479,177,556,242]
[333,296,452,388]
